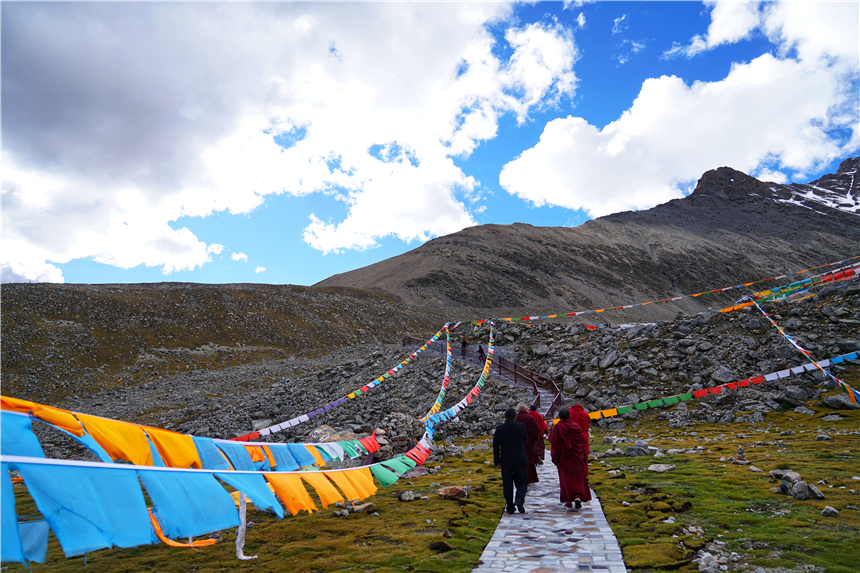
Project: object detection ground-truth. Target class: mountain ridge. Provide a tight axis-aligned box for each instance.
[315,157,860,319]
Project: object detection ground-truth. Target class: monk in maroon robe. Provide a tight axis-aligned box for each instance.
[528,405,548,463]
[549,407,591,509]
[569,403,591,458]
[515,405,541,484]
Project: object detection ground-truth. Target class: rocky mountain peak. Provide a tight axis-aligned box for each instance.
[689,166,770,201]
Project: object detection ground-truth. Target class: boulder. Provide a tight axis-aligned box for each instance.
[437,486,468,500]
[822,394,860,410]
[821,506,839,517]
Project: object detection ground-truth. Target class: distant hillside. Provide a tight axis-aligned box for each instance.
[316,157,860,319]
[0,283,447,404]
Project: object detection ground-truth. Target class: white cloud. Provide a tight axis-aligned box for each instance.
[255,266,266,274]
[612,15,627,36]
[665,1,762,58]
[501,3,859,218]
[231,252,248,262]
[576,13,585,29]
[2,3,578,281]
[753,168,788,184]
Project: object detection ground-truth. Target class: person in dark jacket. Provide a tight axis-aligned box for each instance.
[493,408,528,514]
[461,339,468,358]
[515,404,542,484]
[477,345,486,364]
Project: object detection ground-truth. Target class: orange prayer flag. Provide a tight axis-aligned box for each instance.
[266,473,317,516]
[245,445,267,464]
[149,508,217,548]
[601,408,618,418]
[146,427,202,469]
[304,445,326,467]
[1,396,35,414]
[300,473,343,508]
[588,411,602,420]
[325,470,361,501]
[76,413,152,466]
[31,404,85,436]
[261,446,278,469]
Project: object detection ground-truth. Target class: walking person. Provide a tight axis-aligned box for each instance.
[548,407,592,511]
[493,408,528,514]
[528,404,548,463]
[515,404,541,484]
[569,403,591,458]
[461,339,468,358]
[477,344,485,364]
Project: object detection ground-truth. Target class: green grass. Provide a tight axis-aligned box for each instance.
[590,391,860,573]
[6,397,860,572]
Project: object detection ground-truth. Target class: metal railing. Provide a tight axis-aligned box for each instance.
[402,336,563,419]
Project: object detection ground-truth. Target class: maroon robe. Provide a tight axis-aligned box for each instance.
[569,404,591,459]
[528,410,548,462]
[515,411,541,484]
[548,418,592,504]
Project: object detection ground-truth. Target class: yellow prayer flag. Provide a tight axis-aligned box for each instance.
[326,470,361,501]
[300,473,343,508]
[76,413,152,466]
[147,427,202,469]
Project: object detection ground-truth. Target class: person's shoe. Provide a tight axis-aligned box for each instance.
[516,503,526,514]
[506,506,516,515]
[574,499,582,510]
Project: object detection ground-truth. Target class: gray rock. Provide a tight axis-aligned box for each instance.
[807,484,826,500]
[791,481,810,500]
[821,506,839,517]
[625,446,648,457]
[648,464,676,473]
[599,351,619,369]
[822,394,860,410]
[533,344,551,356]
[711,366,733,383]
[793,406,815,415]
[748,412,765,423]
[399,490,417,502]
[816,434,833,441]
[820,414,843,421]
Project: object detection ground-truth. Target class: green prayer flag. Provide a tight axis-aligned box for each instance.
[617,405,634,414]
[370,464,400,488]
[634,402,649,411]
[647,399,665,408]
[663,396,679,405]
[678,393,693,401]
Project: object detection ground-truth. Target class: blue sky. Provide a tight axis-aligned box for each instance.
[3,2,858,285]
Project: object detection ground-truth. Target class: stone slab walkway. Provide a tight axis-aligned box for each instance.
[472,459,628,573]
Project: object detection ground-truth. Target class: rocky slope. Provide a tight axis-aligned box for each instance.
[316,158,860,321]
[19,274,860,468]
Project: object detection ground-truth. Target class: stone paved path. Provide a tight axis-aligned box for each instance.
[472,459,628,573]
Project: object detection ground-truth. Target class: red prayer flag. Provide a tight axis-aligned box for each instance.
[709,386,722,394]
[692,389,708,398]
[737,380,750,387]
[750,376,765,384]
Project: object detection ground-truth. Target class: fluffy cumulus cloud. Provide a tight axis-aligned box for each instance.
[2,3,578,280]
[501,2,859,218]
[255,267,266,274]
[231,252,248,262]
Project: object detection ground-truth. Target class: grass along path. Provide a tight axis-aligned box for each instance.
[7,392,860,572]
